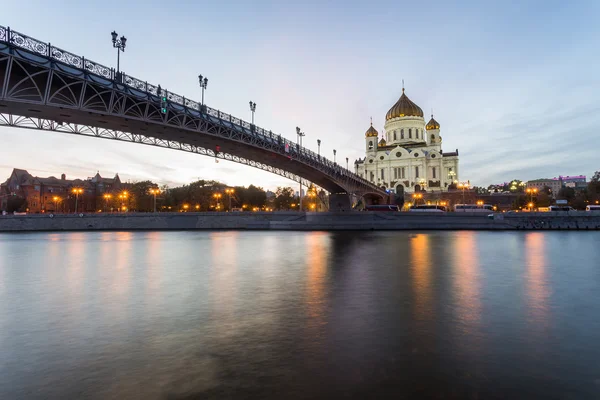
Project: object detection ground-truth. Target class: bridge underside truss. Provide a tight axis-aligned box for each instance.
[0,113,304,185]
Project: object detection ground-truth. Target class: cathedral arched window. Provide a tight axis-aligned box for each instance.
[393,131,397,141]
[368,141,373,150]
[401,129,404,139]
[409,129,412,139]
[415,129,418,139]
[431,134,435,141]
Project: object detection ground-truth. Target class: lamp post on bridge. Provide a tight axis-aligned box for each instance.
[249,101,256,125]
[346,157,349,170]
[110,31,127,79]
[333,149,337,164]
[317,139,321,157]
[296,127,305,212]
[198,75,208,107]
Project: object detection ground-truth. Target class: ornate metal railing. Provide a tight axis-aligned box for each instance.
[0,25,382,193]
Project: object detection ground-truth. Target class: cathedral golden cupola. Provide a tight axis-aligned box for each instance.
[378,137,386,146]
[365,121,379,137]
[385,88,424,120]
[426,115,440,130]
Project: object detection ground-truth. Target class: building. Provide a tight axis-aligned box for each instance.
[526,175,587,197]
[0,168,122,213]
[355,88,459,196]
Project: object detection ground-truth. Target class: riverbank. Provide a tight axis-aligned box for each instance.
[1,211,600,231]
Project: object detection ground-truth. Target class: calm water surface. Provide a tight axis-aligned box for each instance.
[1,231,600,399]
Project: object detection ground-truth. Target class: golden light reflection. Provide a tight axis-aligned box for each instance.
[305,232,328,326]
[525,233,550,331]
[107,232,133,323]
[144,232,163,295]
[66,232,86,297]
[410,234,433,320]
[210,232,238,323]
[453,232,481,326]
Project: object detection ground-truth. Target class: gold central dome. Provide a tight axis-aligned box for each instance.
[385,89,424,120]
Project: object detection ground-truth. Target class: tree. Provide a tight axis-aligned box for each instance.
[274,186,295,210]
[128,181,159,211]
[237,185,266,209]
[557,187,575,202]
[588,171,600,204]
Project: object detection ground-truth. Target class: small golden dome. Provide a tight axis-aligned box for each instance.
[365,123,379,137]
[426,115,440,130]
[385,89,424,120]
[378,137,386,146]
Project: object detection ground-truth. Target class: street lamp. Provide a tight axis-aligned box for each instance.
[457,182,468,209]
[346,157,349,170]
[53,196,60,213]
[198,74,208,107]
[225,188,234,211]
[317,139,321,157]
[149,188,160,213]
[296,126,305,147]
[412,193,423,205]
[118,191,128,213]
[103,193,112,212]
[333,149,337,164]
[213,193,222,210]
[72,188,84,213]
[249,101,257,125]
[110,31,127,77]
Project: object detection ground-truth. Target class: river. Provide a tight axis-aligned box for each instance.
[0,231,599,399]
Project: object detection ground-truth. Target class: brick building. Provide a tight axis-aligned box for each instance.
[0,169,122,213]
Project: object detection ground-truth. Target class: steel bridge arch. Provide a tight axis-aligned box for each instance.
[0,25,387,200]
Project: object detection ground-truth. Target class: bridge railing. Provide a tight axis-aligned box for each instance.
[0,25,382,193]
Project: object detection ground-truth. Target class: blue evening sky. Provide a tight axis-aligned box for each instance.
[1,0,599,188]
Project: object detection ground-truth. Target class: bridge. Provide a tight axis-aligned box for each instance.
[0,25,388,209]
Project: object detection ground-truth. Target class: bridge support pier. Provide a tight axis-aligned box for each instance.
[329,193,353,212]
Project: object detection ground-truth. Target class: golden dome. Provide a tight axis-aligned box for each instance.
[365,123,379,137]
[378,137,386,146]
[385,88,424,120]
[426,115,440,130]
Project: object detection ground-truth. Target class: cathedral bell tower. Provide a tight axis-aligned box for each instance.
[426,115,441,145]
[365,120,379,155]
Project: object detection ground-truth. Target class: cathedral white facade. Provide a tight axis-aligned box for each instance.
[354,88,459,196]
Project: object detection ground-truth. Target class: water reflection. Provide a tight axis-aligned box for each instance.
[210,232,238,323]
[410,234,433,321]
[452,232,482,328]
[524,233,550,333]
[305,233,329,335]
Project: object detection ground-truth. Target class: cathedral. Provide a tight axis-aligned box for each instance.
[354,88,459,197]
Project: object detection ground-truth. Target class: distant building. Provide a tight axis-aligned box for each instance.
[0,168,122,213]
[527,175,587,197]
[526,179,562,196]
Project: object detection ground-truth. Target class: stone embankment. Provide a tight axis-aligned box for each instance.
[1,211,600,231]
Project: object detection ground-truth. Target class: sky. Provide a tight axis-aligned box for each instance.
[1,0,599,189]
